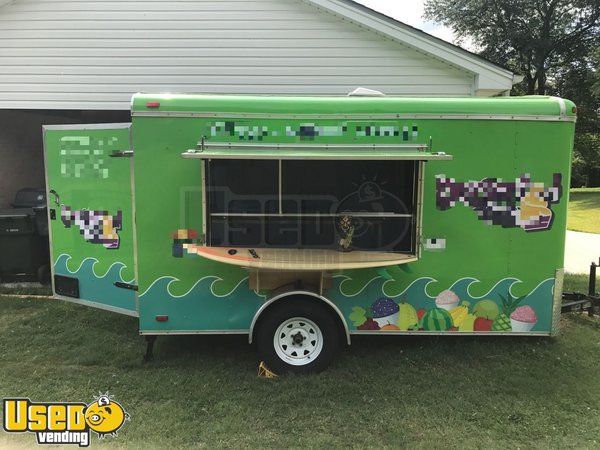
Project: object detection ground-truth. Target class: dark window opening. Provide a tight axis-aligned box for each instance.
[206,159,419,253]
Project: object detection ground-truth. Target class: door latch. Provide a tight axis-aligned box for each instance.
[114,282,138,291]
[110,150,134,158]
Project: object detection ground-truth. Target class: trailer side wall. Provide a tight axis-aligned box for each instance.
[127,95,574,336]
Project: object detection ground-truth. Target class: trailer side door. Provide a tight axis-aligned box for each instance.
[43,124,137,316]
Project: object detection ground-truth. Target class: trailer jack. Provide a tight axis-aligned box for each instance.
[143,335,157,362]
[562,259,600,316]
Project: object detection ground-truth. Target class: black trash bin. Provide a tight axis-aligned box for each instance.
[0,188,50,284]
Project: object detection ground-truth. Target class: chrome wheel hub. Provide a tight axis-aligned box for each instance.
[274,317,323,366]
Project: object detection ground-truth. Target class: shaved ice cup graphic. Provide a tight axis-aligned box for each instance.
[435,290,460,311]
[510,306,538,332]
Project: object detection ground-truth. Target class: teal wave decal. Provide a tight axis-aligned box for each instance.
[139,275,264,330]
[53,254,136,312]
[139,275,262,299]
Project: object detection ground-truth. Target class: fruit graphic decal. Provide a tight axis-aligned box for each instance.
[492,293,526,331]
[420,308,453,331]
[358,318,380,330]
[371,298,400,328]
[474,316,493,331]
[397,302,419,331]
[349,306,367,328]
[472,299,500,320]
[347,288,538,334]
[449,301,470,327]
[435,290,460,311]
[510,305,538,332]
[458,312,477,332]
[350,306,381,330]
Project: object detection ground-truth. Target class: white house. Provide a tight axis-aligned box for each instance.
[0,0,518,206]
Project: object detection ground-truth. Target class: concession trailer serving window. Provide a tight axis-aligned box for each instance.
[182,142,451,270]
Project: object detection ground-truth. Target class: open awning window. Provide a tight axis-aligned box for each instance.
[181,140,451,270]
[182,142,452,161]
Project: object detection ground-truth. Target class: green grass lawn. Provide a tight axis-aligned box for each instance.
[568,188,600,234]
[1,292,600,448]
[563,272,598,295]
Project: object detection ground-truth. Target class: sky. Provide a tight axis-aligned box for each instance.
[353,0,457,44]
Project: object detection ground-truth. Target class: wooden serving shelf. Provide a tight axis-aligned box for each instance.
[187,245,416,270]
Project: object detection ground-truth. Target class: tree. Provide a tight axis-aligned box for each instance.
[424,0,600,186]
[424,0,600,95]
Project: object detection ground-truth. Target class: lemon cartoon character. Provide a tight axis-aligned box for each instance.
[85,395,128,436]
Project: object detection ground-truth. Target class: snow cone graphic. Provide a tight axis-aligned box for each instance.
[435,290,460,311]
[510,305,538,332]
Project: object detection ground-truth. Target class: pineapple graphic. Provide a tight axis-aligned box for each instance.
[492,292,526,331]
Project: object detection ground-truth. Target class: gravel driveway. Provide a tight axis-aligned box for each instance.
[565,230,600,274]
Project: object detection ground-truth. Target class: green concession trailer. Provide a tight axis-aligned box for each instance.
[43,93,576,373]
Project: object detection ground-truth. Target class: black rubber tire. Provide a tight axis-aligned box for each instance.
[255,297,340,374]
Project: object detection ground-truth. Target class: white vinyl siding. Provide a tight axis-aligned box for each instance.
[0,0,476,110]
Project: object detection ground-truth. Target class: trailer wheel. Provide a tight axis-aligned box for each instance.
[255,299,340,374]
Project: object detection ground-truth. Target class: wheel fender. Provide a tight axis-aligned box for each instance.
[249,290,351,345]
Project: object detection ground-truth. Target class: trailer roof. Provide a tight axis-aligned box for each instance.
[132,94,576,122]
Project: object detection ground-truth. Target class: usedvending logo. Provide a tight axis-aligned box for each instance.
[3,393,129,447]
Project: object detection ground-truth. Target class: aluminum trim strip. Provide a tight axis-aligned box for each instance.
[140,330,248,335]
[248,289,351,345]
[350,330,552,336]
[551,268,564,335]
[140,329,551,337]
[182,152,453,161]
[416,161,425,258]
[201,160,207,239]
[42,127,56,297]
[43,123,132,132]
[52,294,139,317]
[129,129,140,316]
[552,96,567,117]
[132,111,576,122]
[203,142,429,150]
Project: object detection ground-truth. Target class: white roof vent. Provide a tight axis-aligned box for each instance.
[347,87,386,97]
